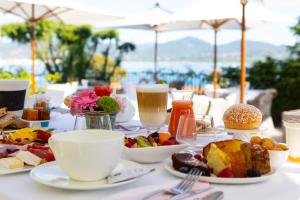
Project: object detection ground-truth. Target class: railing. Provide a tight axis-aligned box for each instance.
[122,71,209,90]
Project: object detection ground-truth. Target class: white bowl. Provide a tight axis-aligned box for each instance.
[268,149,289,170]
[124,143,189,163]
[49,129,124,181]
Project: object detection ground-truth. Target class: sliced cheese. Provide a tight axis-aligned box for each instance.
[0,157,24,169]
[16,151,42,166]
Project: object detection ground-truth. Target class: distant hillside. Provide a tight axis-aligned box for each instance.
[125,37,289,63]
[0,37,289,64]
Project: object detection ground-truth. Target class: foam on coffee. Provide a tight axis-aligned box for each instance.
[136,84,168,93]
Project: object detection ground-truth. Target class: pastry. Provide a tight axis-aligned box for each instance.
[16,150,42,166]
[0,157,24,169]
[241,143,271,174]
[38,109,50,120]
[8,118,29,129]
[22,109,39,121]
[223,104,262,130]
[0,107,7,118]
[0,113,17,129]
[172,153,211,176]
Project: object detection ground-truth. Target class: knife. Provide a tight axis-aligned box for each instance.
[169,187,211,200]
[202,191,224,200]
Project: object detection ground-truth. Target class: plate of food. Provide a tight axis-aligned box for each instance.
[164,139,276,184]
[0,128,55,175]
[124,132,189,163]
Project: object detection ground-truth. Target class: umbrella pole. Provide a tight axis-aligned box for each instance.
[30,4,36,95]
[240,1,247,103]
[213,29,218,98]
[30,24,36,95]
[154,31,158,82]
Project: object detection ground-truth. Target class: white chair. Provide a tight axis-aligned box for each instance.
[207,98,227,126]
[193,95,211,115]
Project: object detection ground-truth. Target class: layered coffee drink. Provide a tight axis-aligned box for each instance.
[136,84,168,131]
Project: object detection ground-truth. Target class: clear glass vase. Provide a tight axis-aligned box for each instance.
[84,111,112,130]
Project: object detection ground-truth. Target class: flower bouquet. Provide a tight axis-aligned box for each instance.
[69,85,124,129]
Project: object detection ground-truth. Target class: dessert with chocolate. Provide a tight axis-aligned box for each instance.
[172,153,211,176]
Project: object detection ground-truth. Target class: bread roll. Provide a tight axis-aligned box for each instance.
[223,104,262,130]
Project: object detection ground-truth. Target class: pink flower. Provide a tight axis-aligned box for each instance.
[70,89,100,115]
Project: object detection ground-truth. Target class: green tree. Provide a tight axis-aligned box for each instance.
[247,18,300,126]
[1,20,135,84]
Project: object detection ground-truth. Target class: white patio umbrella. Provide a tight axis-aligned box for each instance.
[97,3,172,81]
[158,0,295,100]
[0,0,122,94]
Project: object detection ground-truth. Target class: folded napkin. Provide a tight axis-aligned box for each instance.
[122,182,211,200]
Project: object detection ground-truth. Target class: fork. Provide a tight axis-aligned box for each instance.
[141,168,202,200]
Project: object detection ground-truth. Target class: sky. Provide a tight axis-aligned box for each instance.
[79,0,300,46]
[0,0,299,46]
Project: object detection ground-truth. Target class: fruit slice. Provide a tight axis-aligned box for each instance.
[217,167,234,178]
[207,144,230,175]
[158,133,171,145]
[136,136,151,147]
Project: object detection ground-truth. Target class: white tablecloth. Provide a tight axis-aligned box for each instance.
[1,113,300,200]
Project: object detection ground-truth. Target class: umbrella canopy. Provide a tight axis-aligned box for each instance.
[97,3,172,81]
[158,0,295,99]
[0,0,122,94]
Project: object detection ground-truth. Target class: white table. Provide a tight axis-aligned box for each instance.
[1,113,300,200]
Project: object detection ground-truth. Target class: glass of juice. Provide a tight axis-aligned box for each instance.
[284,120,300,163]
[136,84,169,134]
[168,90,194,136]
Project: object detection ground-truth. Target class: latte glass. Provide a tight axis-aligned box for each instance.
[136,84,168,134]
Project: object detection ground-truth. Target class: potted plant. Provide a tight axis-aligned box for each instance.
[69,85,124,129]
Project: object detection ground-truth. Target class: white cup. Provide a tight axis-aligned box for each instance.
[49,129,124,181]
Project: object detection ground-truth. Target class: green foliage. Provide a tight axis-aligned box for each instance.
[0,67,31,80]
[45,72,60,84]
[248,57,279,89]
[247,19,300,126]
[96,96,120,113]
[1,21,135,84]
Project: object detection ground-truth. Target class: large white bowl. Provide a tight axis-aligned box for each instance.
[49,129,124,181]
[268,149,289,170]
[124,143,189,163]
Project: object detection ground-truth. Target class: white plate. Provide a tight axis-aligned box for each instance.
[124,143,189,164]
[197,131,228,138]
[0,165,33,175]
[30,160,143,190]
[215,126,267,134]
[164,160,276,184]
[21,112,60,123]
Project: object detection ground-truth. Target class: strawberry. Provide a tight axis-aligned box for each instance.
[217,167,234,178]
[194,154,203,161]
[94,85,111,97]
[36,130,52,142]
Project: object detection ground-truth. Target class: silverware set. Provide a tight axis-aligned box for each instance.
[141,168,223,200]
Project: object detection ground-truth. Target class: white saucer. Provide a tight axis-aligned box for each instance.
[30,160,143,190]
[215,126,267,134]
[164,160,276,184]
